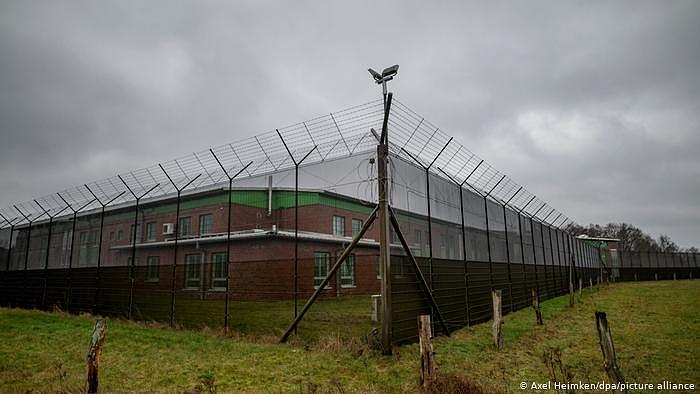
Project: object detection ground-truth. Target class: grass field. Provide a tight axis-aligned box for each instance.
[0,280,698,393]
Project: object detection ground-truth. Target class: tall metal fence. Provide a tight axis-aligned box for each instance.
[0,97,696,346]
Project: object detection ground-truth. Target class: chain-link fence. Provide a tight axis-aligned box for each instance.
[0,97,696,347]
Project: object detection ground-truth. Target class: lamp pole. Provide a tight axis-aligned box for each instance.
[368,64,398,354]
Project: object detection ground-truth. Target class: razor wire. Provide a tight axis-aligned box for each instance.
[0,96,573,230]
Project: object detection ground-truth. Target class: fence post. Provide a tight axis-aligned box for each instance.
[119,176,161,321]
[568,235,574,307]
[578,277,583,302]
[418,315,436,392]
[532,288,543,325]
[595,312,627,391]
[492,289,503,349]
[86,319,107,394]
[84,187,126,316]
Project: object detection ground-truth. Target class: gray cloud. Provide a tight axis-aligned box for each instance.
[1,1,698,247]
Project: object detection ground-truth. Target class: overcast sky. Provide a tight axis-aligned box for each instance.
[1,1,698,248]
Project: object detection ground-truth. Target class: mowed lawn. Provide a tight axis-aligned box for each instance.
[0,280,698,393]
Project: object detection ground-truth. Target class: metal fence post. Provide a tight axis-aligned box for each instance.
[210,148,252,330]
[85,187,126,315]
[119,176,160,321]
[14,206,38,308]
[34,199,69,310]
[156,166,200,327]
[275,130,317,326]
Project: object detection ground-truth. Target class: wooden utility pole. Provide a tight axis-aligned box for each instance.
[492,290,503,349]
[418,315,436,392]
[86,319,107,393]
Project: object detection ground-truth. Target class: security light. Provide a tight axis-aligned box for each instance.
[368,65,399,85]
[381,65,399,78]
[368,68,382,82]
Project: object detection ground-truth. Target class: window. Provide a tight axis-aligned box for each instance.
[390,227,399,244]
[340,254,355,287]
[117,230,123,241]
[109,231,115,241]
[185,254,201,288]
[332,216,345,237]
[314,252,330,288]
[146,256,160,281]
[129,224,140,241]
[199,214,213,235]
[145,222,157,241]
[211,252,228,289]
[179,217,192,237]
[351,219,363,237]
[78,231,88,267]
[413,230,422,257]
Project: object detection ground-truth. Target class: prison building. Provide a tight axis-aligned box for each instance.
[1,98,697,340]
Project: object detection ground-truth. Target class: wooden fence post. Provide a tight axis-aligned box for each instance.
[569,281,574,307]
[492,290,503,349]
[86,319,107,393]
[418,315,436,393]
[595,312,627,392]
[578,278,583,301]
[532,289,543,325]
[589,277,593,294]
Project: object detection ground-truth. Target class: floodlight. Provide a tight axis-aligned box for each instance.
[368,68,382,82]
[381,65,399,78]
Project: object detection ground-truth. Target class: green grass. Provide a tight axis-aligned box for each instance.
[132,295,376,343]
[1,281,698,393]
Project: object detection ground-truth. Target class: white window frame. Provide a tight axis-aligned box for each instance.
[314,252,331,289]
[332,216,345,237]
[179,217,192,237]
[184,253,201,289]
[340,254,356,288]
[199,214,214,236]
[145,222,157,241]
[211,252,228,290]
[351,218,363,237]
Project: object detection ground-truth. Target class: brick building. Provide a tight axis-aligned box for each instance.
[3,182,469,301]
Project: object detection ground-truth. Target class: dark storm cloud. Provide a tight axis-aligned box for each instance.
[1,1,698,247]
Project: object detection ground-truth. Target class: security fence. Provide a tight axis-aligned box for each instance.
[0,98,696,347]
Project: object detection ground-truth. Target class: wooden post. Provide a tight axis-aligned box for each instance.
[579,277,583,301]
[532,289,543,325]
[654,273,658,281]
[86,319,107,394]
[595,312,627,391]
[589,277,593,294]
[673,272,676,281]
[418,315,436,393]
[569,281,574,306]
[492,290,503,349]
